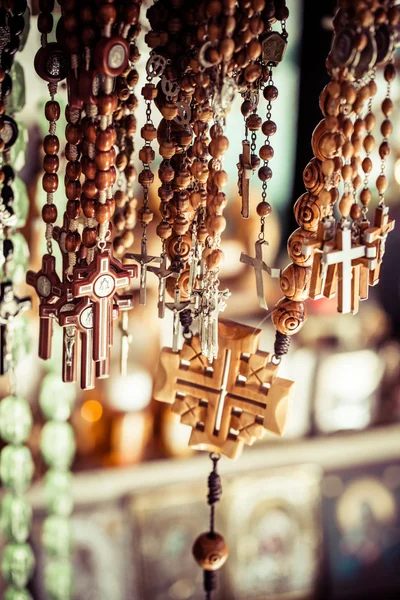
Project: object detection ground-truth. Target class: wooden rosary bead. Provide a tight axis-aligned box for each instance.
[45,101,60,122]
[95,127,116,152]
[122,230,134,248]
[376,175,388,194]
[138,206,154,225]
[159,141,177,159]
[156,221,172,239]
[342,164,353,181]
[138,146,155,165]
[81,197,96,218]
[206,215,226,237]
[166,233,192,261]
[42,173,58,193]
[65,123,82,145]
[43,155,59,174]
[360,188,371,207]
[287,228,316,267]
[161,102,179,120]
[244,63,262,83]
[338,192,353,218]
[82,180,98,199]
[294,193,321,232]
[82,227,97,248]
[271,298,307,336]
[382,98,393,117]
[303,158,324,195]
[138,169,155,187]
[318,189,331,207]
[379,141,390,159]
[361,157,372,174]
[82,120,97,143]
[82,158,97,181]
[66,180,81,200]
[98,93,119,116]
[363,134,375,153]
[125,165,137,183]
[256,201,271,217]
[258,165,272,182]
[350,203,362,220]
[65,230,81,252]
[43,135,59,155]
[381,119,393,137]
[384,63,396,82]
[95,169,114,191]
[246,114,262,131]
[259,144,274,161]
[66,199,81,219]
[261,120,277,136]
[94,149,115,171]
[280,263,312,302]
[65,143,81,161]
[173,215,189,235]
[42,204,58,224]
[94,36,129,77]
[192,532,228,572]
[95,202,111,224]
[66,160,81,181]
[206,249,224,270]
[312,120,341,161]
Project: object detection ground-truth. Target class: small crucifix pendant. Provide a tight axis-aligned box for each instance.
[165,288,190,352]
[126,237,162,305]
[237,140,253,219]
[240,239,280,310]
[0,282,31,375]
[148,254,179,319]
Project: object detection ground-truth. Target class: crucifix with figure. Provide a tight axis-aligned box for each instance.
[154,319,294,459]
[165,287,190,352]
[126,237,162,305]
[148,254,179,318]
[0,282,31,375]
[237,140,254,219]
[240,239,280,310]
[363,204,395,285]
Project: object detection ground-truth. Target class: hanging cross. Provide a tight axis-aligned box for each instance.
[26,254,64,360]
[302,218,337,299]
[240,239,280,310]
[154,319,294,459]
[165,287,191,352]
[321,227,367,314]
[148,254,179,318]
[363,204,395,285]
[187,228,202,296]
[0,282,31,375]
[39,285,74,368]
[52,213,70,277]
[72,251,134,362]
[237,140,253,219]
[126,237,162,305]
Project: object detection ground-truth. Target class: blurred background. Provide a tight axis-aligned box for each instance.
[1,0,400,598]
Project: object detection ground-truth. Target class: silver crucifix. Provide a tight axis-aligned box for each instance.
[126,237,162,305]
[148,255,179,319]
[240,239,280,310]
[165,288,190,352]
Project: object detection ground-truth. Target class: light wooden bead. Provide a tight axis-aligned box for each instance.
[206,215,226,237]
[193,532,228,571]
[318,189,331,207]
[303,158,324,195]
[280,263,312,302]
[287,228,316,267]
[161,102,179,120]
[159,141,176,159]
[350,203,362,220]
[379,141,390,159]
[197,226,209,244]
[382,98,393,117]
[381,119,393,137]
[360,188,372,207]
[138,206,154,224]
[174,215,189,235]
[363,134,375,153]
[312,120,340,161]
[294,193,321,232]
[271,298,307,336]
[327,80,341,98]
[156,221,172,239]
[141,123,157,142]
[213,170,228,188]
[122,231,134,248]
[339,192,353,217]
[139,147,155,164]
[342,164,352,181]
[321,159,334,177]
[376,175,388,194]
[353,174,362,190]
[362,157,372,174]
[206,249,224,270]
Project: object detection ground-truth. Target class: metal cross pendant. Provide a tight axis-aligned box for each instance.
[126,237,162,305]
[321,226,367,314]
[240,239,280,310]
[0,282,31,375]
[148,254,179,319]
[73,251,134,362]
[237,140,253,219]
[165,288,190,352]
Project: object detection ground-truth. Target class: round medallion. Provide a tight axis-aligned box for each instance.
[34,43,69,83]
[331,29,359,68]
[94,274,115,298]
[0,116,18,150]
[109,44,126,70]
[80,306,93,330]
[37,275,52,298]
[94,37,129,77]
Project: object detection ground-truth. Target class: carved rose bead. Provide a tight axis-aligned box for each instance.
[192,532,228,571]
[312,119,344,161]
[294,193,322,231]
[166,233,192,261]
[287,229,317,267]
[303,158,324,195]
[280,263,312,301]
[271,298,307,336]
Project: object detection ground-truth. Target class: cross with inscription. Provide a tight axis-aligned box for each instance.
[240,239,280,310]
[321,226,367,314]
[237,140,253,219]
[148,254,179,318]
[154,319,294,459]
[126,237,162,305]
[165,287,191,352]
[0,282,31,375]
[73,251,134,362]
[363,204,395,285]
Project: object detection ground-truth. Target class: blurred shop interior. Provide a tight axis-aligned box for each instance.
[1,0,400,599]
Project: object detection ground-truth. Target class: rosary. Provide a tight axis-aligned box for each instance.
[0,0,397,598]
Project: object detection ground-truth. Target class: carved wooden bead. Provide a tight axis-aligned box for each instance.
[42,204,58,224]
[192,532,228,571]
[175,169,192,189]
[138,206,154,224]
[43,135,59,155]
[287,228,316,267]
[174,215,189,235]
[206,249,224,270]
[161,102,179,120]
[294,193,321,232]
[82,227,97,248]
[303,158,324,195]
[43,155,59,174]
[312,120,341,161]
[156,221,172,239]
[138,170,154,187]
[166,233,192,260]
[42,173,58,193]
[246,114,262,131]
[280,263,312,302]
[272,297,307,336]
[159,141,177,159]
[379,141,390,159]
[138,146,155,165]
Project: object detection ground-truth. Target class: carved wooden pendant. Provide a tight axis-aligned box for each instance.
[154,319,294,460]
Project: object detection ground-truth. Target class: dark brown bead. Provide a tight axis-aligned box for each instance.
[66,160,81,181]
[263,85,278,101]
[81,196,96,218]
[43,155,59,174]
[95,127,116,152]
[65,230,81,252]
[82,120,97,143]
[95,150,115,171]
[42,173,58,193]
[98,93,118,115]
[45,100,60,122]
[262,120,277,136]
[95,170,113,190]
[259,144,274,161]
[82,180,98,199]
[192,532,228,571]
[240,100,254,117]
[66,199,80,219]
[65,143,81,161]
[256,201,271,216]
[38,12,53,33]
[43,135,59,155]
[42,204,58,224]
[384,63,396,82]
[379,141,390,159]
[258,165,272,181]
[82,227,97,248]
[66,123,82,145]
[66,180,81,201]
[81,158,97,180]
[95,202,111,224]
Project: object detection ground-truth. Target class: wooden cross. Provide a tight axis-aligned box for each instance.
[26,254,64,360]
[0,282,31,375]
[126,237,162,305]
[237,140,253,219]
[52,213,70,277]
[39,285,74,369]
[302,218,337,300]
[154,319,294,459]
[363,204,395,285]
[148,254,179,318]
[165,287,190,352]
[321,227,367,314]
[240,239,280,310]
[72,251,133,362]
